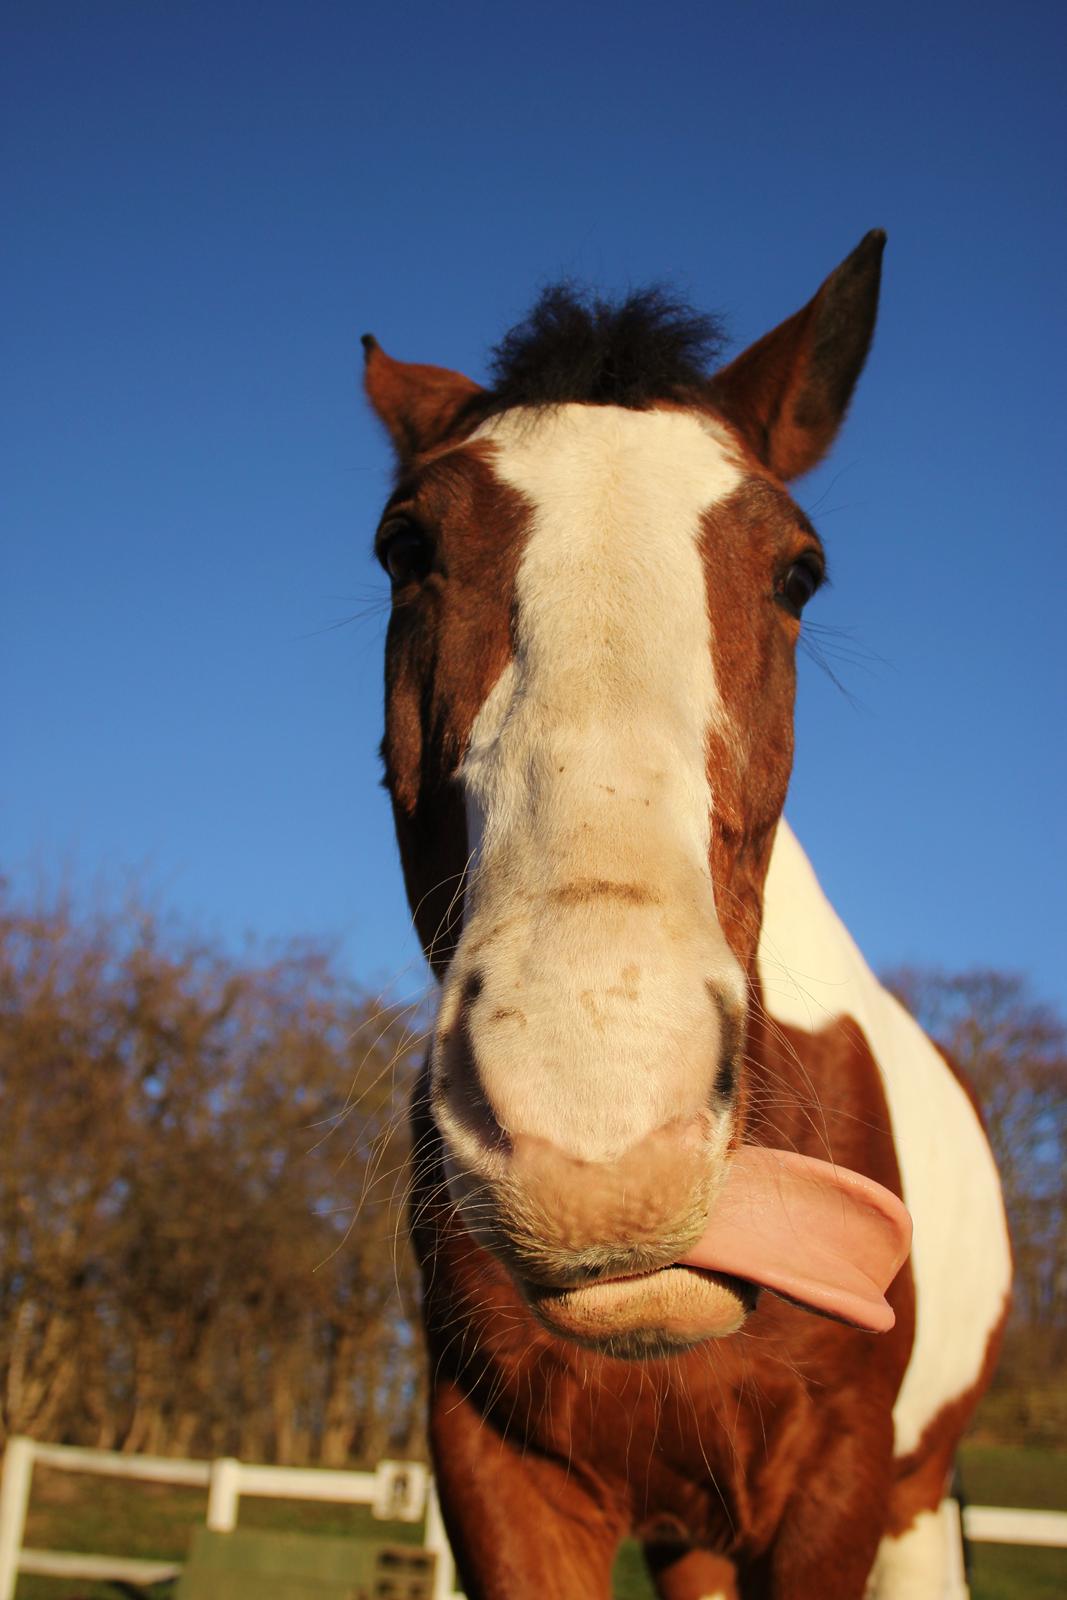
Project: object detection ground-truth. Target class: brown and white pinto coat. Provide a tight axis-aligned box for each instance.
[362,234,1010,1599]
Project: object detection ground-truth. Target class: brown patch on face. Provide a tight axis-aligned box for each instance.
[487,1006,526,1026]
[697,476,825,971]
[379,441,530,970]
[614,964,640,1000]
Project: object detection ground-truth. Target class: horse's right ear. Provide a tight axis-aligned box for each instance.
[362,335,483,462]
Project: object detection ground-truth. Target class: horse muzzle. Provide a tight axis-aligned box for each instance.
[434,1110,756,1355]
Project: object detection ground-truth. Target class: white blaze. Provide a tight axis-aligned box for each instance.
[434,405,746,1164]
[464,406,742,872]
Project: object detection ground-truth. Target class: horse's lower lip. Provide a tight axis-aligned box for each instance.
[678,1263,759,1306]
[520,1263,758,1351]
[523,1263,760,1309]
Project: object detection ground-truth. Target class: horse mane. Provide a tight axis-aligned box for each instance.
[467,284,727,416]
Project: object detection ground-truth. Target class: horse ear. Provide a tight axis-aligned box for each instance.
[362,336,483,462]
[708,230,886,481]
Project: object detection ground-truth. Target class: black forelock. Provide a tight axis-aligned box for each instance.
[466,284,727,417]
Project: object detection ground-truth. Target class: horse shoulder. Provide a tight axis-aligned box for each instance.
[757,821,1011,1458]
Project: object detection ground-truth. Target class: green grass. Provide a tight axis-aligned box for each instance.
[612,1541,656,1600]
[12,1447,1066,1598]
[16,1470,420,1600]
[966,1545,1067,1600]
[958,1446,1066,1600]
[958,1444,1066,1512]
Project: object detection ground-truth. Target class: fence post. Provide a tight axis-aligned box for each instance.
[424,1479,461,1600]
[0,1438,35,1600]
[941,1498,970,1598]
[206,1456,241,1532]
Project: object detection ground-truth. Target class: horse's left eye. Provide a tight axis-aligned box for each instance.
[377,520,431,587]
[777,557,824,617]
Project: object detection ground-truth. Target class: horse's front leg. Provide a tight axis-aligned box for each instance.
[429,1377,625,1600]
[644,1540,739,1599]
[739,1423,894,1600]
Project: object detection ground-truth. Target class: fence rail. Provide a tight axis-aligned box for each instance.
[2,1435,1064,1600]
[964,1503,1067,1548]
[0,1437,458,1600]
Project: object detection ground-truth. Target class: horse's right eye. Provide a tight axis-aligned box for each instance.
[775,554,824,617]
[377,521,431,587]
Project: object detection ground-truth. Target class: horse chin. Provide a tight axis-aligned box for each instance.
[522,1266,756,1357]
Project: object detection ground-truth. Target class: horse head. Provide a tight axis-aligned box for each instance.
[365,232,906,1357]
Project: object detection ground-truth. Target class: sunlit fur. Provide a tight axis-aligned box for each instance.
[866,1507,956,1597]
[366,235,1009,1598]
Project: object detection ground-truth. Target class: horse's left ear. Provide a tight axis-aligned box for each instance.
[362,336,483,463]
[708,230,886,481]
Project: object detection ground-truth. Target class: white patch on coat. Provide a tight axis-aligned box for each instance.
[758,822,1011,1460]
[434,405,747,1166]
[865,1502,966,1597]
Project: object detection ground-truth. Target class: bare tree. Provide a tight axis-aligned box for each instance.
[0,882,429,1463]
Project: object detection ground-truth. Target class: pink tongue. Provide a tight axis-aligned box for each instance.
[678,1147,912,1333]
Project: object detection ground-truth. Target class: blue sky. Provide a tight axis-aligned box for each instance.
[4,1,1065,1009]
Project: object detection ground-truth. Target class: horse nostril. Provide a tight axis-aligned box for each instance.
[707,983,743,1103]
[462,970,484,1005]
[713,1054,737,1101]
[434,972,510,1154]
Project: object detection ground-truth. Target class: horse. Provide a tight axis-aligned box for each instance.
[361,232,1011,1599]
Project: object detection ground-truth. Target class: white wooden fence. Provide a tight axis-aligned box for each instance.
[1,1434,1064,1600]
[0,1437,460,1600]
